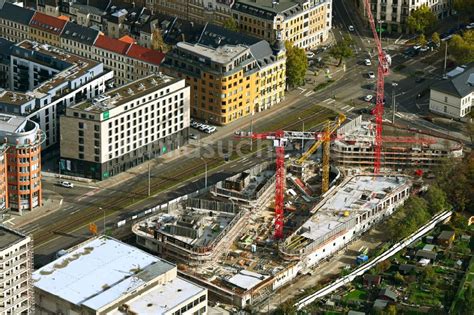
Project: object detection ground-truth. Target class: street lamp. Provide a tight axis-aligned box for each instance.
[392,82,398,124]
[200,157,208,189]
[99,207,105,235]
[298,117,305,150]
[378,20,384,42]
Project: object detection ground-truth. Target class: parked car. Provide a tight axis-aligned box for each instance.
[419,46,429,52]
[466,22,474,29]
[199,124,209,131]
[305,51,315,59]
[204,126,217,134]
[348,25,355,32]
[364,59,372,66]
[58,181,74,188]
[189,133,198,140]
[367,71,375,79]
[364,94,373,102]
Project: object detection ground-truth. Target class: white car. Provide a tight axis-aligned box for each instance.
[198,124,209,131]
[367,71,375,79]
[59,181,74,188]
[204,126,216,134]
[189,133,198,140]
[305,51,315,59]
[364,59,371,66]
[364,94,373,102]
[348,25,355,32]
[466,22,474,29]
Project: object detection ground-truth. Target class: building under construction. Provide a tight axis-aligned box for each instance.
[332,116,463,169]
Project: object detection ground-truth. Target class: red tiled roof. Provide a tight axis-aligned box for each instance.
[57,15,70,21]
[94,35,131,54]
[119,35,136,44]
[30,12,67,35]
[126,44,165,66]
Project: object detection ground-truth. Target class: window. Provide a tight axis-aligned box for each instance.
[78,122,84,129]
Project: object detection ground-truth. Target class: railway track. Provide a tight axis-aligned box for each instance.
[30,106,337,248]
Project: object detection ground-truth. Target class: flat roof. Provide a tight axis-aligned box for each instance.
[70,74,176,113]
[0,225,27,251]
[109,277,205,315]
[33,236,175,311]
[177,42,249,65]
[0,89,34,106]
[0,114,28,133]
[225,269,269,290]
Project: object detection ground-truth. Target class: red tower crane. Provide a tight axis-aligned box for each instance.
[363,0,390,174]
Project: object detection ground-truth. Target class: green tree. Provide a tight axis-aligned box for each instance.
[394,271,405,284]
[222,18,239,32]
[417,34,428,46]
[431,32,441,46]
[449,31,474,64]
[407,5,437,34]
[329,36,353,67]
[285,41,308,87]
[453,0,474,22]
[424,185,450,214]
[375,260,391,273]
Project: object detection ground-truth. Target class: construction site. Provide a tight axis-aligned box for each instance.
[132,110,463,309]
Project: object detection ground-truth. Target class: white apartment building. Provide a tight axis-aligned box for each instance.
[34,236,207,315]
[0,225,34,315]
[430,66,473,119]
[60,74,190,180]
[0,39,112,150]
[360,0,452,33]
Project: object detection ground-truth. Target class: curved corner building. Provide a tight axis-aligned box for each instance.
[0,114,44,213]
[0,144,7,211]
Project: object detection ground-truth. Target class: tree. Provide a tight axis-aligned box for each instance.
[285,41,308,87]
[222,18,239,32]
[424,185,450,214]
[417,34,428,46]
[453,0,474,22]
[329,36,353,67]
[449,30,474,64]
[394,272,405,284]
[407,5,437,34]
[151,27,169,52]
[375,260,391,273]
[431,32,441,46]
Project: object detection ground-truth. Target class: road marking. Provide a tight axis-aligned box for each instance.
[324,99,336,104]
[341,105,350,111]
[298,87,306,94]
[305,91,315,97]
[346,107,354,112]
[323,98,332,103]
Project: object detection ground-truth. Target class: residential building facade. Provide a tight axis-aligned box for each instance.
[0,40,113,150]
[0,114,44,212]
[0,2,165,86]
[162,25,286,124]
[358,0,452,33]
[0,144,7,211]
[60,74,190,180]
[0,225,34,314]
[429,66,473,119]
[232,0,332,49]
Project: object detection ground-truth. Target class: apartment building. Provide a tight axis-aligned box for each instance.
[34,236,207,315]
[60,74,190,180]
[29,11,67,47]
[0,144,7,211]
[0,40,113,150]
[162,25,286,124]
[0,225,34,315]
[232,0,332,49]
[0,2,35,43]
[358,0,452,33]
[429,65,473,119]
[0,2,165,86]
[0,114,44,212]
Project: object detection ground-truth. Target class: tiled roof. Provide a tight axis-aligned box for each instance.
[58,15,70,21]
[62,22,99,46]
[30,12,67,35]
[0,2,35,26]
[126,44,165,65]
[94,34,131,54]
[119,35,136,44]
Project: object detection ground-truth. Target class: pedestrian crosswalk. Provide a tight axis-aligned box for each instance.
[322,98,355,113]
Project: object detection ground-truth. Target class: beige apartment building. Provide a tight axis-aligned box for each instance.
[358,0,452,33]
[0,225,34,314]
[232,0,332,49]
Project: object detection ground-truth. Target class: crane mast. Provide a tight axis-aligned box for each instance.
[363,0,390,174]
